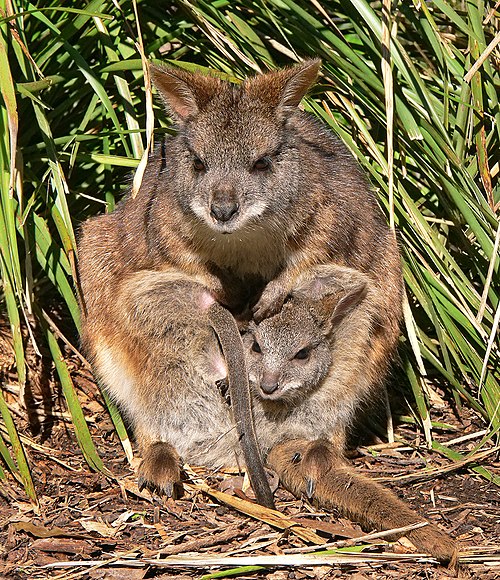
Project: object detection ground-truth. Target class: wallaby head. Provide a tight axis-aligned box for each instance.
[150,60,320,236]
[245,267,368,404]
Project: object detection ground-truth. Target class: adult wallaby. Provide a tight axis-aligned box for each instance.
[78,60,402,508]
[244,265,457,564]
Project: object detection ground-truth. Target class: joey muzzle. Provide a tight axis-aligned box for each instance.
[260,370,281,395]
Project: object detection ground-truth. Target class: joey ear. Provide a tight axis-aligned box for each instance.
[330,281,368,326]
[150,63,221,121]
[314,280,367,337]
[244,59,321,108]
[293,265,369,302]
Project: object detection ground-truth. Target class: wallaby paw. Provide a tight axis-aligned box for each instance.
[137,441,182,497]
[408,524,459,568]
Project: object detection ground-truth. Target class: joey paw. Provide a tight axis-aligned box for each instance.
[252,284,288,322]
[137,441,182,498]
[267,439,339,499]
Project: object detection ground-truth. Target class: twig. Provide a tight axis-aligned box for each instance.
[186,481,324,544]
[375,447,498,482]
[283,521,429,553]
[445,430,488,447]
[43,551,441,570]
[157,524,244,556]
[464,31,500,82]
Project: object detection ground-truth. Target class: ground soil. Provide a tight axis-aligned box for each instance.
[0,340,498,580]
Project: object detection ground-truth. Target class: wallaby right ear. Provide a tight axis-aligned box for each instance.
[329,281,368,326]
[311,279,367,338]
[292,265,369,302]
[244,58,321,109]
[150,64,221,121]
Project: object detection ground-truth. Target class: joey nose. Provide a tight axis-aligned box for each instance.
[260,372,280,395]
[210,200,239,223]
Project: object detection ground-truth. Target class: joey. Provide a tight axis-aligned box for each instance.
[245,265,457,565]
[245,265,372,456]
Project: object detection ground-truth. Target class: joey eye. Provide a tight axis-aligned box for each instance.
[294,348,310,361]
[251,340,262,354]
[193,157,206,172]
[252,157,271,172]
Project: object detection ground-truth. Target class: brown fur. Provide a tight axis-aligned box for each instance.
[245,267,456,565]
[245,265,375,456]
[267,439,457,566]
[78,61,403,503]
[85,271,243,489]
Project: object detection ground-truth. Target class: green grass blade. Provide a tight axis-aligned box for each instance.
[40,311,111,476]
[0,387,37,503]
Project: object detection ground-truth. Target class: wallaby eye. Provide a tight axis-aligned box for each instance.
[294,348,309,360]
[251,340,262,354]
[252,157,271,172]
[193,157,206,172]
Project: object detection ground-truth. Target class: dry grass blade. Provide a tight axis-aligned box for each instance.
[186,481,323,544]
[376,446,499,483]
[381,0,394,231]
[131,0,153,198]
[284,521,429,553]
[464,30,500,83]
[42,551,443,571]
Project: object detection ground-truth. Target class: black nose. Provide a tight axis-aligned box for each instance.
[210,201,239,223]
[260,380,279,395]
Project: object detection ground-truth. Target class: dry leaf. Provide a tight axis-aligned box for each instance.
[12,521,89,539]
[80,519,120,538]
[31,538,93,555]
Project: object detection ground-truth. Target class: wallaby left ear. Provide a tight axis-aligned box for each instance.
[244,58,321,108]
[150,63,221,121]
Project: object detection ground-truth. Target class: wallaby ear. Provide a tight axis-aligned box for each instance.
[244,58,321,108]
[293,265,368,301]
[292,265,369,335]
[150,63,221,121]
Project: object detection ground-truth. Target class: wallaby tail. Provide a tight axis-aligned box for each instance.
[208,303,275,509]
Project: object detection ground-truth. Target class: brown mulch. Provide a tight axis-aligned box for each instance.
[0,337,499,580]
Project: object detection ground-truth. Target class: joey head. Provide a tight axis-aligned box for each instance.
[247,266,368,407]
[245,264,372,456]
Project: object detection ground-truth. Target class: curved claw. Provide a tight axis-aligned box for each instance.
[137,441,181,498]
[137,476,147,493]
[305,477,316,499]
